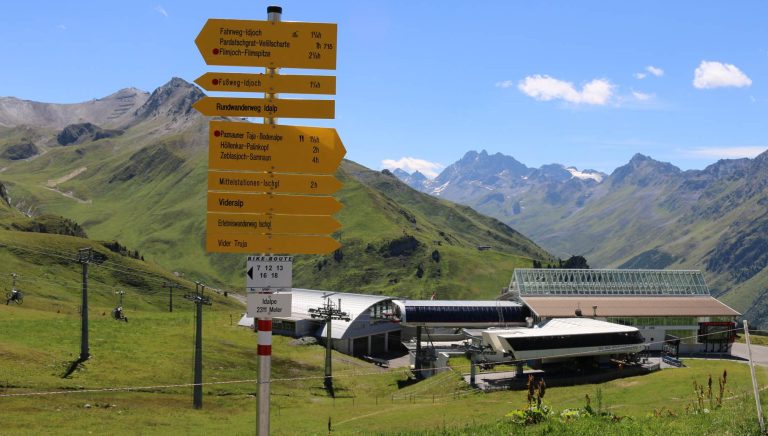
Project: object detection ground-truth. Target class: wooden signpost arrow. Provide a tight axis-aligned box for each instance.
[193,97,334,119]
[207,192,342,215]
[207,212,341,235]
[195,72,336,95]
[208,171,342,195]
[206,233,341,254]
[208,121,345,173]
[195,18,337,69]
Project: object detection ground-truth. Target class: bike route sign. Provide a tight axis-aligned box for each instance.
[246,255,293,289]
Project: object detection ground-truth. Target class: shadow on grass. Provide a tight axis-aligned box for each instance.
[62,356,88,378]
[397,377,420,389]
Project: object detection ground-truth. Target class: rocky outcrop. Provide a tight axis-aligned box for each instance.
[1,141,39,160]
[56,123,122,145]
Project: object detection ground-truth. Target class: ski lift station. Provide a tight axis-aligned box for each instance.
[241,288,403,356]
[240,269,739,374]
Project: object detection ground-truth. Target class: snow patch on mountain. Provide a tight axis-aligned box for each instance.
[566,167,604,182]
[431,181,451,195]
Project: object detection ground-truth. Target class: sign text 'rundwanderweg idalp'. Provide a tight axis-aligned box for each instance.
[193,97,334,119]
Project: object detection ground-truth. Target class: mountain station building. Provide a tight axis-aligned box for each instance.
[503,268,740,354]
[239,288,401,356]
[240,269,740,361]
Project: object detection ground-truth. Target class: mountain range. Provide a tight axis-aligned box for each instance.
[5,77,768,326]
[394,148,768,324]
[0,78,551,303]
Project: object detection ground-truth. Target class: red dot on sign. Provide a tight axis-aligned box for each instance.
[214,130,221,137]
[212,48,220,55]
[212,79,219,86]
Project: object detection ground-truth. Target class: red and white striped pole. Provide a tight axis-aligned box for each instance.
[257,318,272,435]
[258,6,281,435]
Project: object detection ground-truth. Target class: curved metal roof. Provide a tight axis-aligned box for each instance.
[277,288,399,340]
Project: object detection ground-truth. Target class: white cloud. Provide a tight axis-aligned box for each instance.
[381,157,444,178]
[693,61,752,89]
[646,66,664,77]
[688,146,766,159]
[154,5,168,17]
[495,80,515,88]
[631,91,653,101]
[518,75,614,105]
[634,66,663,79]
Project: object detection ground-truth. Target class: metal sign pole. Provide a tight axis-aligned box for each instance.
[258,7,281,435]
[78,248,92,361]
[257,317,272,435]
[744,320,765,433]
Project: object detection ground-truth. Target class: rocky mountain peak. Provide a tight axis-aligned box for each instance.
[610,153,681,187]
[410,170,428,181]
[393,168,431,191]
[392,168,410,178]
[436,149,530,184]
[529,164,573,182]
[132,77,204,123]
[751,148,768,170]
[628,153,652,165]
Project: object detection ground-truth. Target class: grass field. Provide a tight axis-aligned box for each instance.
[738,331,768,347]
[0,227,765,434]
[2,294,768,435]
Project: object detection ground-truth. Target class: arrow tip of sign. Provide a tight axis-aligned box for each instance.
[335,130,347,156]
[193,74,207,89]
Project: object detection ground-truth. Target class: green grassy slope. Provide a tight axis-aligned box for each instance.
[0,229,232,312]
[0,113,552,299]
[0,161,761,435]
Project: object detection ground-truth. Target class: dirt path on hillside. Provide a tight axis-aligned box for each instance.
[43,166,92,204]
[46,167,87,187]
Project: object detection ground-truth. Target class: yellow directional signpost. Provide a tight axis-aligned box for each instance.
[195,18,337,69]
[193,97,334,119]
[208,171,342,195]
[195,72,336,94]
[207,213,341,235]
[208,121,345,173]
[206,233,341,254]
[195,8,343,432]
[207,192,342,215]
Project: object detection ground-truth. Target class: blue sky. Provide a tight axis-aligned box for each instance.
[1,1,766,176]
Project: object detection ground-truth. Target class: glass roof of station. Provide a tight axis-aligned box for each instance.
[511,269,710,297]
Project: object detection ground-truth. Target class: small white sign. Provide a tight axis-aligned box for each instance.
[246,256,293,289]
[247,292,292,319]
